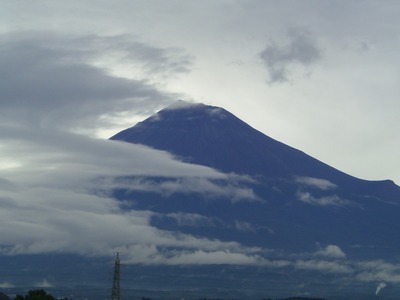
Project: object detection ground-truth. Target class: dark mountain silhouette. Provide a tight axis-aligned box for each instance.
[111,101,343,178]
[3,101,399,300]
[109,101,400,299]
[111,100,398,200]
[110,101,400,259]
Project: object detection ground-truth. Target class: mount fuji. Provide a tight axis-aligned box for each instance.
[2,101,399,300]
[111,101,399,254]
[109,100,400,299]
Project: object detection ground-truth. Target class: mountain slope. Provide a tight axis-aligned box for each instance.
[3,101,400,300]
[111,101,398,198]
[111,101,337,177]
[110,102,400,255]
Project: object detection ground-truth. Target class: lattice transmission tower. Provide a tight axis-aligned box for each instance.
[111,252,120,300]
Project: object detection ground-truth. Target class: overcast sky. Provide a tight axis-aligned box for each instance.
[1,0,398,183]
[0,1,400,286]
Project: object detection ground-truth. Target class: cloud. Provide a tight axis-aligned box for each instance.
[260,28,321,83]
[162,250,264,265]
[99,35,193,78]
[296,176,337,190]
[296,191,350,207]
[0,125,266,265]
[153,213,274,236]
[0,177,16,190]
[0,184,262,265]
[162,101,229,125]
[355,260,400,283]
[234,220,256,233]
[315,245,346,259]
[295,259,352,274]
[0,30,260,266]
[158,212,221,228]
[376,282,387,296]
[164,99,201,110]
[0,127,223,181]
[33,279,54,288]
[0,32,191,135]
[114,236,263,265]
[0,281,15,288]
[257,256,400,285]
[107,176,259,202]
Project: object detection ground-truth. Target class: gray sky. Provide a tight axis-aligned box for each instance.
[0,0,400,285]
[0,0,398,183]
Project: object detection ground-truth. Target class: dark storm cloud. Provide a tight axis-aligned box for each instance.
[0,32,191,131]
[260,28,322,83]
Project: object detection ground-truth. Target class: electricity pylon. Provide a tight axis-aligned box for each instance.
[111,252,120,300]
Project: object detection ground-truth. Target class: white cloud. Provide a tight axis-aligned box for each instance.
[0,281,15,288]
[376,282,387,296]
[234,221,256,233]
[315,245,346,258]
[113,237,263,266]
[297,191,350,207]
[109,176,259,202]
[33,279,54,288]
[295,259,352,274]
[164,100,200,110]
[163,250,264,265]
[296,176,337,190]
[355,260,400,283]
[0,185,262,265]
[162,212,219,228]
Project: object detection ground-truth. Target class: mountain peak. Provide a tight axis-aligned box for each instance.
[111,101,345,181]
[139,101,228,125]
[110,101,399,195]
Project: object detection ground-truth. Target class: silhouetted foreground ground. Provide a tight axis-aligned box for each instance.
[2,291,328,300]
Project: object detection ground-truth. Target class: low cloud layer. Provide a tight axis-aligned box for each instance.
[0,122,263,264]
[108,176,259,202]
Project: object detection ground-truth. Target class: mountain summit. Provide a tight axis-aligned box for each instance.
[111,100,316,177]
